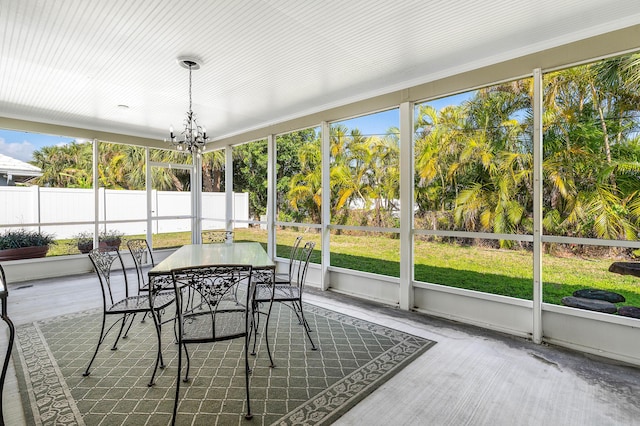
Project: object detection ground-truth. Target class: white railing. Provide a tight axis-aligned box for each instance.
[0,186,249,238]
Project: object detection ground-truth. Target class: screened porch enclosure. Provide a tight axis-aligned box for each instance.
[2,23,640,370]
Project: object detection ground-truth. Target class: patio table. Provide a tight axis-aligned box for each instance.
[148,242,275,295]
[149,242,274,277]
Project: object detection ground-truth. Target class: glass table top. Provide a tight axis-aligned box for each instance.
[149,242,273,275]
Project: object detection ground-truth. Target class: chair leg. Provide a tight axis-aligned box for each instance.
[122,312,138,339]
[111,313,129,350]
[264,300,276,368]
[172,340,183,426]
[250,301,263,356]
[147,309,163,387]
[183,344,191,383]
[83,313,107,376]
[294,300,317,350]
[244,333,252,420]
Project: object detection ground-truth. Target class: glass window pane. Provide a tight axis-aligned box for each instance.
[413,81,533,238]
[276,225,321,264]
[542,243,640,307]
[151,165,193,249]
[233,139,267,227]
[0,129,94,257]
[542,53,640,241]
[276,128,321,224]
[201,149,226,230]
[414,236,534,300]
[329,229,399,277]
[330,110,400,227]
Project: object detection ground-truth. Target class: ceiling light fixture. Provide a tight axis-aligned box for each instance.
[166,57,208,154]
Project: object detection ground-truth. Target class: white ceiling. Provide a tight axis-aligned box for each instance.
[2,0,640,144]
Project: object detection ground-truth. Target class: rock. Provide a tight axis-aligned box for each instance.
[618,306,640,319]
[561,296,618,314]
[608,262,640,277]
[572,289,625,303]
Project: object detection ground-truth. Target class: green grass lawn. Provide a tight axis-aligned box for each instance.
[49,227,640,308]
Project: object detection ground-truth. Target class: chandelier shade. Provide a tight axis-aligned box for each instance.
[166,57,208,154]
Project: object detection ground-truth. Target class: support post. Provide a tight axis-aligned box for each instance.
[399,102,413,311]
[321,121,331,291]
[532,68,544,344]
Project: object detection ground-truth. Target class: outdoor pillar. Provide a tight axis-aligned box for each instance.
[192,152,203,244]
[399,101,414,311]
[532,68,544,344]
[266,134,276,259]
[225,146,233,232]
[320,121,331,291]
[145,147,153,247]
[92,139,99,247]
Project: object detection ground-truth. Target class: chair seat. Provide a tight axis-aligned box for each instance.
[107,290,174,313]
[254,283,300,303]
[182,309,248,342]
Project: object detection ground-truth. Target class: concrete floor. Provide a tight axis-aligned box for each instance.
[2,273,640,425]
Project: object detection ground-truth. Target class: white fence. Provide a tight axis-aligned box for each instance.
[0,186,249,238]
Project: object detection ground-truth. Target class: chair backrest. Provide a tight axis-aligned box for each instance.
[88,248,129,306]
[286,236,304,280]
[292,241,315,289]
[202,230,234,244]
[170,264,253,340]
[127,238,154,292]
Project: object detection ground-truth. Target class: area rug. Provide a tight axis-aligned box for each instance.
[14,303,435,425]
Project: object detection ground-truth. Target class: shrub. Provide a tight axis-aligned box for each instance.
[0,229,56,250]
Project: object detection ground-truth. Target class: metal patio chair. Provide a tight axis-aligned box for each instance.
[170,263,254,424]
[252,240,317,367]
[201,230,234,244]
[83,247,174,386]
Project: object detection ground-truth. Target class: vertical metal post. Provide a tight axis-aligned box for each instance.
[145,147,153,247]
[267,134,276,259]
[533,68,544,343]
[192,152,202,244]
[225,146,233,232]
[321,121,331,291]
[399,102,414,311]
[92,139,99,247]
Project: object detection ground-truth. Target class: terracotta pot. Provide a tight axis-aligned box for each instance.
[99,239,121,250]
[0,245,49,261]
[78,242,93,254]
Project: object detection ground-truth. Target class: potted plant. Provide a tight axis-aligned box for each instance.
[75,231,94,254]
[99,229,123,250]
[0,229,56,261]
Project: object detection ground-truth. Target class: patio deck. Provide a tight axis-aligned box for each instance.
[2,272,640,425]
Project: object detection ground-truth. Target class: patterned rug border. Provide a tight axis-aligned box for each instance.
[14,305,436,425]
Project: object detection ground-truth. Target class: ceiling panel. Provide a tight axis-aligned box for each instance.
[1,0,640,144]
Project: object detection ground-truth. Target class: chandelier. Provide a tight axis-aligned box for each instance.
[166,57,208,154]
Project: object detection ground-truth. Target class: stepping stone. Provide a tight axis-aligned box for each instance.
[573,289,625,303]
[618,306,640,319]
[608,262,640,277]
[561,296,618,314]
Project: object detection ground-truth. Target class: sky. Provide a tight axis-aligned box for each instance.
[0,129,76,163]
[0,92,473,163]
